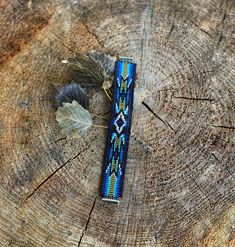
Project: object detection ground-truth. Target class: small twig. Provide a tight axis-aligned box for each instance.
[97,110,111,116]
[92,124,108,129]
[103,87,112,101]
[92,113,108,119]
[107,88,112,96]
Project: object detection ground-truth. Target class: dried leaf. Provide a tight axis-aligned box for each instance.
[90,51,115,76]
[55,82,89,109]
[67,53,105,87]
[66,52,116,88]
[56,100,92,136]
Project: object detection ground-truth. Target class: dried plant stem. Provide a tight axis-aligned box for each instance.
[103,87,112,101]
[92,124,108,129]
[92,113,108,119]
[107,88,112,96]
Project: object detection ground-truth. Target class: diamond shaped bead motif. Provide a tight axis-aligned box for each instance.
[114,112,126,134]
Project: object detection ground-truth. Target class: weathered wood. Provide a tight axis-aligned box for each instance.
[0,0,234,246]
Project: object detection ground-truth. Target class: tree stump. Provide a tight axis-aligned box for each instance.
[0,0,234,246]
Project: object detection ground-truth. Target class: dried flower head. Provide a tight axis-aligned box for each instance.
[55,82,89,110]
[56,100,92,137]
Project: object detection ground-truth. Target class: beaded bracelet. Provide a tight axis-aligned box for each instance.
[100,57,136,203]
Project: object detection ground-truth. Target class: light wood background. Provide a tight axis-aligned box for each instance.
[0,0,234,246]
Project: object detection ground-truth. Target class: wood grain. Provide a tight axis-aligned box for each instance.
[0,0,234,246]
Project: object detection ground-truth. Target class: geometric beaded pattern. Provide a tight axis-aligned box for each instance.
[101,59,136,203]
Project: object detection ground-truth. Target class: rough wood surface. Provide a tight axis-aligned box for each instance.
[0,0,235,246]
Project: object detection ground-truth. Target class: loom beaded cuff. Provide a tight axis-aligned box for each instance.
[100,57,136,203]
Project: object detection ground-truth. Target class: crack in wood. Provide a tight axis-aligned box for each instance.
[164,15,175,45]
[217,0,228,47]
[82,23,105,49]
[211,153,220,162]
[173,96,214,102]
[51,32,75,52]
[140,36,145,64]
[220,0,228,25]
[149,0,154,27]
[142,101,176,132]
[212,125,235,130]
[24,135,98,201]
[49,136,67,145]
[211,153,234,179]
[78,196,97,246]
[217,33,223,47]
[16,0,24,7]
[189,175,214,208]
[109,2,114,18]
[190,19,213,38]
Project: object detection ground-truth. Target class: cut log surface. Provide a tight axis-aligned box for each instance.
[0,0,234,246]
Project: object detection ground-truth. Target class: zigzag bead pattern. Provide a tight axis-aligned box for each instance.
[101,58,136,203]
